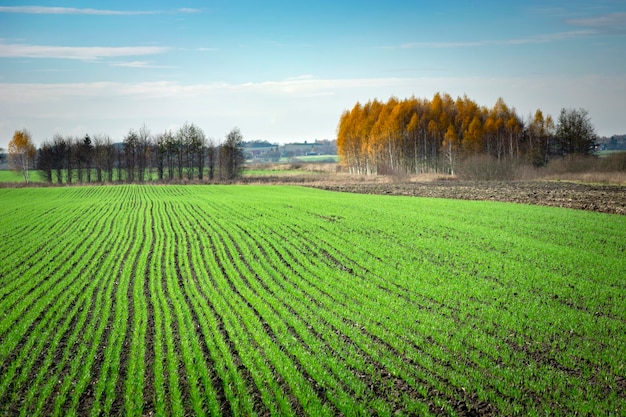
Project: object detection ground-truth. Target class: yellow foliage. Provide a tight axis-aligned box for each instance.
[336,93,535,174]
[8,129,37,183]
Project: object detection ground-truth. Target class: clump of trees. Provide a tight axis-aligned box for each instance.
[337,93,597,175]
[32,124,244,184]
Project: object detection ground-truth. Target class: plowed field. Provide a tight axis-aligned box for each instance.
[312,180,626,215]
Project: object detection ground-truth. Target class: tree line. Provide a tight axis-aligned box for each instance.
[7,123,245,184]
[337,93,598,175]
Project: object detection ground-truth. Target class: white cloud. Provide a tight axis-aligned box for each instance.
[0,75,624,148]
[111,61,176,69]
[567,12,626,34]
[0,6,204,15]
[391,30,593,49]
[0,42,170,61]
[0,6,158,15]
[178,8,202,14]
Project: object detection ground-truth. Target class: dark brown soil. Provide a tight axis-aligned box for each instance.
[310,181,626,215]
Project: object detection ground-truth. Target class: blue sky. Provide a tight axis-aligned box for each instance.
[1,1,625,148]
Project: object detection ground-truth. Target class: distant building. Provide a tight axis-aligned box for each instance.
[243,139,337,162]
[243,141,281,161]
[281,142,323,157]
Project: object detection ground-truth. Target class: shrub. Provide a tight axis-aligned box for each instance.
[456,155,516,181]
[601,152,626,172]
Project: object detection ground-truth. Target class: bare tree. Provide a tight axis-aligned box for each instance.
[155,132,167,180]
[115,143,124,182]
[124,130,138,182]
[555,108,598,155]
[219,127,245,181]
[137,124,151,182]
[93,134,114,182]
[195,128,207,180]
[164,130,176,180]
[207,137,217,180]
[81,134,94,183]
[63,137,74,184]
[37,140,54,183]
[51,134,67,184]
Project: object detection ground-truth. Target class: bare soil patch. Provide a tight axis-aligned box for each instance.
[309,181,626,215]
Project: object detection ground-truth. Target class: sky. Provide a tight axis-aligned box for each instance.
[1,1,625,149]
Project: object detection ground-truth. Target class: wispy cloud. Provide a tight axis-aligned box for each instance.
[0,42,170,61]
[111,61,176,69]
[390,30,592,49]
[2,75,624,143]
[0,6,157,15]
[0,78,413,102]
[178,8,202,14]
[567,12,626,34]
[0,6,203,15]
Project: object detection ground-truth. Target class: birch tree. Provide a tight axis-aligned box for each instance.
[8,129,37,183]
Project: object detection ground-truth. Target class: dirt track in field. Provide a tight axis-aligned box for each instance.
[309,181,626,215]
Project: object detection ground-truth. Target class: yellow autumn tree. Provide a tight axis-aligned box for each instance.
[406,112,420,172]
[442,124,460,175]
[337,93,548,175]
[337,103,366,173]
[527,109,554,166]
[463,116,484,154]
[8,129,37,183]
[370,99,395,174]
[505,114,522,159]
[361,99,384,174]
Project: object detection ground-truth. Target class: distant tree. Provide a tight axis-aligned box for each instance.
[66,137,79,184]
[115,144,124,182]
[137,124,151,182]
[177,122,205,180]
[37,140,55,183]
[0,147,5,164]
[526,110,554,167]
[173,130,184,180]
[207,137,217,180]
[51,134,67,184]
[163,130,177,180]
[81,134,94,183]
[441,124,459,175]
[155,132,167,180]
[220,127,245,180]
[93,135,114,182]
[8,129,37,183]
[103,136,115,182]
[124,130,138,182]
[554,108,597,155]
[75,137,84,183]
[195,129,207,180]
[93,135,104,182]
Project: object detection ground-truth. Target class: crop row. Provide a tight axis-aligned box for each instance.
[0,185,624,416]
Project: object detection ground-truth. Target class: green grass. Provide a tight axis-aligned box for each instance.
[289,155,339,162]
[0,185,624,416]
[0,169,45,183]
[596,149,626,157]
[242,169,321,177]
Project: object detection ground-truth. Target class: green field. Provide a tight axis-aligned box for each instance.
[242,169,320,177]
[596,150,626,158]
[0,185,624,416]
[0,169,45,183]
